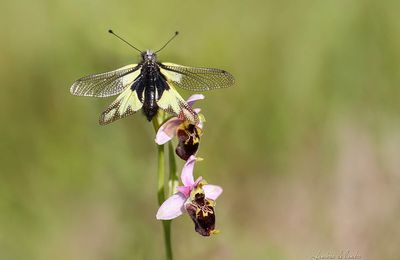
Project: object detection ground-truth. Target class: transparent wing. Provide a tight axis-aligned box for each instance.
[99,78,144,125]
[159,62,234,91]
[70,64,141,97]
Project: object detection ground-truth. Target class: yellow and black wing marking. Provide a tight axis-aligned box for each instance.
[99,77,144,125]
[159,62,234,91]
[70,64,141,97]
[157,85,199,124]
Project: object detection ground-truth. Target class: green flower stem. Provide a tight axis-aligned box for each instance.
[168,142,178,197]
[162,220,172,260]
[156,141,166,204]
[153,116,173,260]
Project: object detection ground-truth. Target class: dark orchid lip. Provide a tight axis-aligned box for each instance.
[176,123,202,160]
[185,192,217,236]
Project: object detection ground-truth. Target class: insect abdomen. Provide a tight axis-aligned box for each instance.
[142,83,158,121]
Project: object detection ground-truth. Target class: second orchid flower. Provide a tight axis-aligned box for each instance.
[156,156,223,236]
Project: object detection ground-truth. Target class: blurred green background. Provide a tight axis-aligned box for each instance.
[1,0,399,259]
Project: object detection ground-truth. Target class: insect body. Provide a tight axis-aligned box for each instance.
[70,31,234,125]
[135,50,164,121]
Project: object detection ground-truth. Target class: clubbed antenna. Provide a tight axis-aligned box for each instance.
[155,31,179,53]
[108,29,142,53]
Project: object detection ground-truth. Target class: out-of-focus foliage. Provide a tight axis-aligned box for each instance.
[1,0,399,259]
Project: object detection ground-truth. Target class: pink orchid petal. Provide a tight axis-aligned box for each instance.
[181,155,197,186]
[203,184,223,200]
[156,193,186,220]
[194,176,203,187]
[193,108,201,114]
[177,186,191,198]
[155,117,182,145]
[186,94,205,107]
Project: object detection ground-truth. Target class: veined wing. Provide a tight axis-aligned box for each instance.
[159,62,234,91]
[70,64,141,97]
[156,74,199,124]
[99,77,144,125]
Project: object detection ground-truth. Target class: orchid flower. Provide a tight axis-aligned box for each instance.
[155,94,204,160]
[156,155,223,236]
